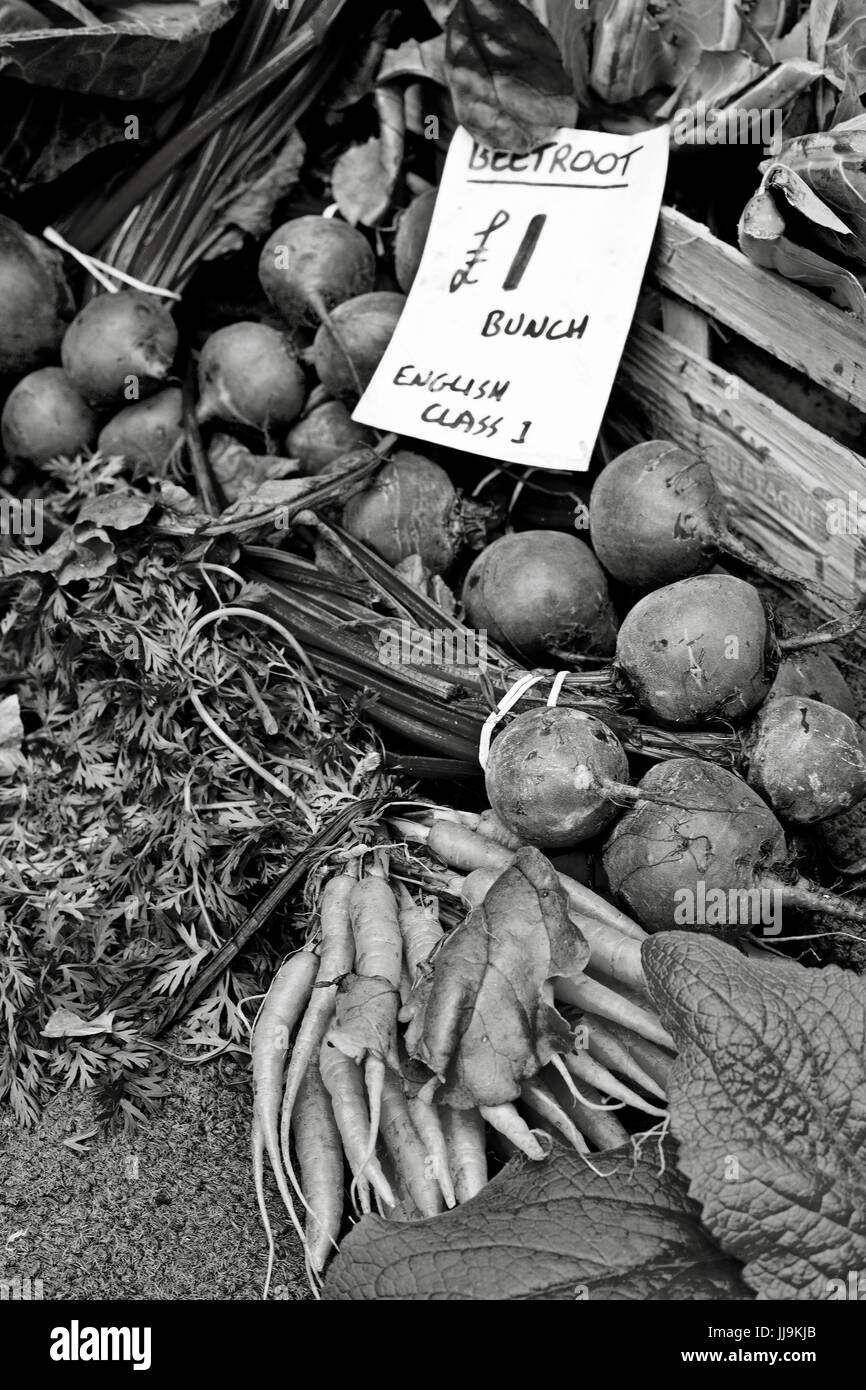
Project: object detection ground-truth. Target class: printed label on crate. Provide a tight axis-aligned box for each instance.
[353,124,669,472]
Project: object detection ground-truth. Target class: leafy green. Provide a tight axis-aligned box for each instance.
[0,0,238,100]
[322,1137,754,1300]
[401,848,590,1108]
[643,932,866,1300]
[0,455,392,1127]
[445,0,575,154]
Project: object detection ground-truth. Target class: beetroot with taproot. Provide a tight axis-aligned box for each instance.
[394,188,436,291]
[196,322,305,435]
[61,290,177,408]
[98,388,183,476]
[462,529,618,663]
[744,695,866,824]
[0,216,74,376]
[613,574,775,725]
[287,400,373,474]
[603,758,866,936]
[767,649,856,719]
[342,450,483,573]
[312,291,405,398]
[259,216,375,327]
[590,440,846,603]
[484,708,632,847]
[1,367,97,467]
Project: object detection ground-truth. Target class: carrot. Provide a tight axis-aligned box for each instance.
[520,1076,589,1152]
[280,874,354,1194]
[478,1101,547,1160]
[396,882,443,979]
[378,1068,444,1218]
[580,1013,668,1102]
[401,819,648,991]
[444,1107,488,1202]
[546,1065,630,1151]
[292,1058,344,1281]
[327,853,403,1163]
[407,1094,456,1208]
[587,1015,675,1093]
[250,948,318,1298]
[554,974,674,1050]
[564,1049,667,1118]
[318,1036,395,1213]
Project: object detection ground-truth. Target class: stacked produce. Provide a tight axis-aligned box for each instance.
[2,0,866,1309]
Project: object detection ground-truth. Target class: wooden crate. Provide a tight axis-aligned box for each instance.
[608,207,866,614]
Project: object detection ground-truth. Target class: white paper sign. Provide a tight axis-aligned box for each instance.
[353,125,669,472]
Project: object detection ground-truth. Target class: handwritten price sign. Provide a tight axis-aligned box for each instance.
[354,125,669,472]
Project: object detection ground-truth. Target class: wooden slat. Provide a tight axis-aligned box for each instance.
[610,321,866,616]
[650,207,866,415]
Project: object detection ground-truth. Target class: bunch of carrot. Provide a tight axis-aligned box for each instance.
[250,806,675,1297]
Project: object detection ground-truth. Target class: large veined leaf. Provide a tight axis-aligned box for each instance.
[644,933,866,1301]
[0,0,238,100]
[322,1137,754,1300]
[444,0,576,154]
[590,0,683,105]
[811,0,866,94]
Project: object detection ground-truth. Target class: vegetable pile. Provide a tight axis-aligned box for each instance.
[2,0,866,1309]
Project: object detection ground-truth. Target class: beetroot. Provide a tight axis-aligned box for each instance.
[604,758,866,936]
[342,450,474,573]
[98,388,183,476]
[1,367,97,467]
[394,188,436,291]
[61,291,177,408]
[0,216,74,375]
[484,708,630,847]
[462,530,618,663]
[258,216,375,327]
[287,400,374,474]
[744,695,866,824]
[589,440,844,601]
[768,649,856,719]
[613,574,775,725]
[312,291,405,398]
[196,322,305,434]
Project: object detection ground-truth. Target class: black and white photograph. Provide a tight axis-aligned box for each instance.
[0,0,864,1349]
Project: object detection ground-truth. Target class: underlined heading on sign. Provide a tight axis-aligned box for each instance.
[353,125,669,473]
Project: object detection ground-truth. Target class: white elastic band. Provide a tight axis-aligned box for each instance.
[478,670,571,771]
[547,670,569,707]
[43,227,182,301]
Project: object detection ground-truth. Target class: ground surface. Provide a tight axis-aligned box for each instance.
[0,1059,310,1302]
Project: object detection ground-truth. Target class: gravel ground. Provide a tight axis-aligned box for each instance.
[0,1059,310,1302]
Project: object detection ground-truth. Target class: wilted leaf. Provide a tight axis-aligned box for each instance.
[400,848,589,1108]
[590,0,683,105]
[332,135,400,227]
[207,434,299,503]
[772,128,866,263]
[0,77,148,197]
[0,521,116,583]
[204,130,305,261]
[0,0,238,100]
[821,0,866,94]
[378,35,447,86]
[644,933,866,1300]
[77,491,153,531]
[323,1137,754,1300]
[544,0,593,108]
[445,0,576,155]
[42,1006,116,1038]
[327,974,401,1069]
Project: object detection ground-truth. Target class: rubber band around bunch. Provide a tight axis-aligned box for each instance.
[43,226,181,301]
[478,670,572,770]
